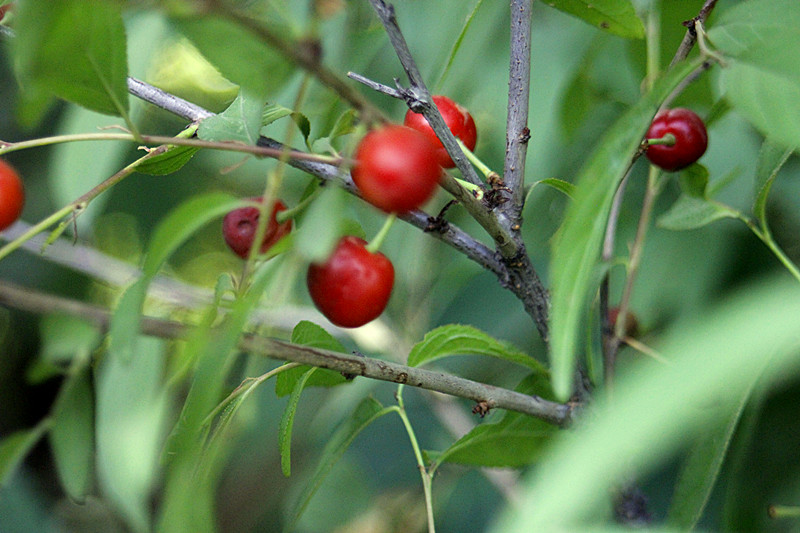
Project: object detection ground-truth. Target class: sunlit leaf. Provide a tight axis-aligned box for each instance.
[198,90,266,145]
[545,0,644,39]
[408,324,547,375]
[12,0,129,116]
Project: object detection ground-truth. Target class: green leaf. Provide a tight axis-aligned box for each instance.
[679,164,710,199]
[0,420,50,488]
[170,15,292,97]
[262,103,294,126]
[532,178,576,199]
[142,192,241,278]
[549,58,701,400]
[96,335,168,533]
[280,368,318,477]
[708,0,800,148]
[293,185,349,263]
[430,374,555,468]
[289,397,391,528]
[753,139,794,226]
[12,0,129,116]
[492,276,798,532]
[198,90,266,145]
[657,195,739,231]
[27,314,101,383]
[50,365,94,503]
[275,321,348,397]
[135,145,200,176]
[434,0,486,88]
[545,0,644,39]
[666,384,754,530]
[408,324,547,375]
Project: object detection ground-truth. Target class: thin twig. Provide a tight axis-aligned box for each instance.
[668,0,719,68]
[0,279,574,426]
[503,0,533,218]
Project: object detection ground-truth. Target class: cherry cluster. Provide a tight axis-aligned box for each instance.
[222,95,477,328]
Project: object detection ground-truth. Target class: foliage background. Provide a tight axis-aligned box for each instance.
[0,0,799,532]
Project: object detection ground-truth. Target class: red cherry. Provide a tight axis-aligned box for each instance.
[351,125,442,214]
[307,236,395,328]
[0,159,24,231]
[404,95,477,168]
[645,108,708,171]
[222,197,292,259]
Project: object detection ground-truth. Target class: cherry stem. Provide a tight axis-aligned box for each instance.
[646,133,676,146]
[366,213,397,254]
[276,186,322,224]
[457,139,493,179]
[769,505,800,519]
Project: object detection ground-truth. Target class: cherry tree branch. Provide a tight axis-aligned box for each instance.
[503,0,533,219]
[0,279,574,426]
[669,0,719,68]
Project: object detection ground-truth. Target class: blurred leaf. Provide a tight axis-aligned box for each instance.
[408,324,547,375]
[667,384,754,530]
[275,321,348,397]
[262,103,294,126]
[142,192,241,277]
[50,365,94,503]
[549,58,700,400]
[170,15,292,97]
[429,374,555,468]
[135,145,199,176]
[434,0,486,88]
[96,335,168,533]
[532,178,576,199]
[27,314,101,383]
[280,368,317,477]
[293,185,349,263]
[657,195,739,231]
[546,0,644,39]
[12,0,129,116]
[753,139,794,227]
[679,164,710,199]
[493,276,800,531]
[289,397,391,528]
[708,0,800,148]
[0,420,50,488]
[198,90,265,145]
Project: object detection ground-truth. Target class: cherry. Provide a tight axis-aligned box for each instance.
[0,159,24,231]
[351,124,442,214]
[222,197,292,259]
[404,95,477,168]
[645,108,708,171]
[608,306,639,339]
[306,236,394,328]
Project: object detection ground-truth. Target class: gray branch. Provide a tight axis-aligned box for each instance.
[503,0,533,218]
[0,279,573,426]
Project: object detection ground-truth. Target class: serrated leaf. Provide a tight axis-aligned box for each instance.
[0,420,50,488]
[408,324,547,375]
[170,15,292,97]
[657,195,739,231]
[289,397,390,528]
[549,58,701,401]
[135,145,200,176]
[12,0,129,116]
[545,0,644,39]
[50,365,94,502]
[430,374,555,468]
[280,368,317,477]
[708,0,800,148]
[276,321,349,397]
[198,90,266,145]
[753,139,794,226]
